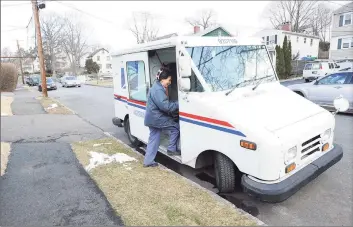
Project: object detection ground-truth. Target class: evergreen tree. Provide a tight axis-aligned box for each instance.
[287,41,293,76]
[282,36,289,78]
[275,45,285,79]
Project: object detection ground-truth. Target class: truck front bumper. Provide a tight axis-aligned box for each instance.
[241,143,343,203]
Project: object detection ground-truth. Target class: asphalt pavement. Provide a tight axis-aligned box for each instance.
[25,82,353,226]
[0,88,123,226]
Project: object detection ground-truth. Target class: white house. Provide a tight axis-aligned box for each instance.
[254,23,320,59]
[329,2,353,60]
[86,48,112,75]
[22,58,40,74]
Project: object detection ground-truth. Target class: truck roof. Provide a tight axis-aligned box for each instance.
[111,36,264,57]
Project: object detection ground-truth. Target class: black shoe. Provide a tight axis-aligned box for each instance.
[167,150,181,156]
[143,163,158,168]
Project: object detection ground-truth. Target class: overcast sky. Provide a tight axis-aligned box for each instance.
[0,0,347,53]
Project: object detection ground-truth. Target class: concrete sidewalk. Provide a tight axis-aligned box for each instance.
[0,89,123,226]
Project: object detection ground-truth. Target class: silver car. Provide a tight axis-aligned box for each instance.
[288,71,353,113]
[62,76,81,88]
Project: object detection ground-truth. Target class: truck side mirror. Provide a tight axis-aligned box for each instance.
[179,55,191,78]
[179,78,191,92]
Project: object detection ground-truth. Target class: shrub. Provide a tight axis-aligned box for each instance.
[0,63,18,92]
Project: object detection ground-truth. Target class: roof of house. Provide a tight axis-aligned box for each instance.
[87,48,109,58]
[152,25,233,41]
[186,25,233,37]
[254,29,320,39]
[333,1,353,14]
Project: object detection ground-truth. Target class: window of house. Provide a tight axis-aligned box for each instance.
[268,35,277,44]
[126,61,147,102]
[287,35,291,41]
[106,56,110,61]
[304,38,307,44]
[296,36,299,43]
[344,13,352,26]
[98,64,102,69]
[342,37,353,49]
[106,64,112,69]
[310,39,313,46]
[97,56,100,61]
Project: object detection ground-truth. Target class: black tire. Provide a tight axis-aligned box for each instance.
[125,118,142,147]
[38,86,42,92]
[214,152,236,193]
[305,79,309,83]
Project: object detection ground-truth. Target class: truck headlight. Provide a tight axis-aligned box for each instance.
[284,146,297,164]
[321,129,331,141]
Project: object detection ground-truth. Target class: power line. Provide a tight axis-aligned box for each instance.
[53,0,119,26]
[1,2,31,7]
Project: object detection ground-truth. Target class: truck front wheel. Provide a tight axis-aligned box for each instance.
[214,152,236,193]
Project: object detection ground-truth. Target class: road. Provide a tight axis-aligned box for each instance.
[37,81,352,226]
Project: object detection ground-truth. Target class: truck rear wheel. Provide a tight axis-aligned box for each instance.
[124,118,142,147]
[214,152,236,193]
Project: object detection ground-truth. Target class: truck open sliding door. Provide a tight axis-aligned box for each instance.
[125,51,151,143]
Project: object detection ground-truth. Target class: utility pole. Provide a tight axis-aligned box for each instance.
[31,0,47,97]
[16,40,25,85]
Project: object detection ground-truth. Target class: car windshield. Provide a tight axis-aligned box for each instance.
[186,45,276,92]
[66,77,76,80]
[32,77,39,82]
[46,78,54,83]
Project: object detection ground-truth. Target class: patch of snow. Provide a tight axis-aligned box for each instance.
[1,112,8,116]
[46,103,58,110]
[93,143,112,147]
[85,151,137,172]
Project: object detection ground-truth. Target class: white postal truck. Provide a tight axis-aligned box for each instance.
[111,36,347,202]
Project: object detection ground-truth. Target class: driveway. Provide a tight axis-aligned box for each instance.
[37,84,353,226]
[0,89,123,226]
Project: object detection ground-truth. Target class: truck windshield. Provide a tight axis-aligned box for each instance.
[186,45,276,92]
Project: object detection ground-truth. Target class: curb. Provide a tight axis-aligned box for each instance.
[279,76,303,82]
[84,83,113,88]
[102,131,267,226]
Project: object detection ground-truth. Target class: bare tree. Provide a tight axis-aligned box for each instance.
[40,13,65,77]
[1,47,16,63]
[128,12,159,44]
[185,9,217,30]
[310,3,333,42]
[265,0,318,33]
[61,14,89,75]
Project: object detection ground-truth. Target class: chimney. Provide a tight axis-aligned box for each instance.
[194,26,200,34]
[280,22,291,31]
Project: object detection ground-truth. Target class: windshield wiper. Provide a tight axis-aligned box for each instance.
[225,75,274,96]
[252,75,274,90]
[225,77,255,96]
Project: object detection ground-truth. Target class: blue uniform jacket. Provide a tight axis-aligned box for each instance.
[144,81,179,128]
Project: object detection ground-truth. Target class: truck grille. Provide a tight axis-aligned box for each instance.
[301,135,321,160]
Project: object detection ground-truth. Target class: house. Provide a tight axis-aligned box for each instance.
[254,22,320,60]
[22,58,40,74]
[329,1,353,60]
[86,48,112,76]
[153,25,233,41]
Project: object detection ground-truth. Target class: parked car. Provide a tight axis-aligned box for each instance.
[26,75,40,86]
[62,76,81,88]
[38,77,57,92]
[303,61,340,82]
[288,71,353,113]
